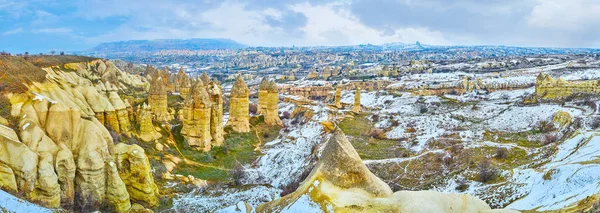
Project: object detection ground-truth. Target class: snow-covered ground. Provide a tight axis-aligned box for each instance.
[0,190,52,213]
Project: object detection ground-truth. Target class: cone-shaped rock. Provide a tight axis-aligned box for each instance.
[181,81,213,151]
[148,77,170,122]
[208,80,224,147]
[352,87,361,114]
[257,130,519,213]
[264,81,282,126]
[334,84,342,108]
[257,78,269,115]
[226,75,250,133]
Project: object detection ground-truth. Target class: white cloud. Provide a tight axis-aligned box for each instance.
[2,27,23,35]
[289,2,449,46]
[527,0,600,31]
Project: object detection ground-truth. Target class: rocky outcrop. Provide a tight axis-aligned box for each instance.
[208,80,224,147]
[288,71,295,81]
[115,143,159,206]
[0,56,158,211]
[352,87,361,114]
[306,68,318,80]
[536,73,600,99]
[226,75,250,133]
[334,84,342,108]
[181,82,213,151]
[257,130,518,213]
[322,65,332,79]
[148,76,171,122]
[137,103,162,142]
[257,78,269,115]
[264,81,282,126]
[114,143,159,207]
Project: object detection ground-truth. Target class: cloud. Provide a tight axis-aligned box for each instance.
[2,27,23,35]
[527,0,600,31]
[32,27,72,34]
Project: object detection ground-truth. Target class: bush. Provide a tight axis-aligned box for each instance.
[592,117,600,129]
[477,159,498,183]
[366,128,386,139]
[544,133,559,145]
[231,161,245,186]
[281,111,291,119]
[394,149,410,158]
[390,120,400,127]
[538,120,555,133]
[494,147,509,159]
[419,106,428,114]
[455,178,469,192]
[281,169,311,197]
[371,113,380,122]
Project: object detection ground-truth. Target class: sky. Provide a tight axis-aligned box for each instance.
[1,0,600,53]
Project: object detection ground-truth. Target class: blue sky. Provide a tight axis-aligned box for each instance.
[1,0,600,53]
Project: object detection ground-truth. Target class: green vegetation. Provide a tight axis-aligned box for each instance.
[339,113,408,160]
[25,55,98,67]
[171,116,281,182]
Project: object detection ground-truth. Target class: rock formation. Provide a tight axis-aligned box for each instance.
[137,103,162,142]
[181,82,213,151]
[256,130,518,213]
[257,78,269,115]
[352,87,361,114]
[148,76,171,122]
[307,68,318,80]
[536,73,600,99]
[264,81,282,126]
[226,75,250,133]
[334,84,343,108]
[207,80,224,147]
[114,143,159,207]
[322,65,332,79]
[288,71,295,81]
[0,57,158,212]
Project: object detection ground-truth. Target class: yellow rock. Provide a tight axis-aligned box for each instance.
[334,84,343,108]
[352,87,361,114]
[257,78,269,115]
[148,77,171,122]
[30,153,60,208]
[553,111,572,127]
[257,130,518,213]
[208,80,224,147]
[322,65,332,79]
[181,82,213,151]
[226,75,250,133]
[307,68,318,79]
[114,143,159,207]
[0,162,17,193]
[137,103,162,142]
[55,144,76,207]
[264,81,282,126]
[106,161,132,213]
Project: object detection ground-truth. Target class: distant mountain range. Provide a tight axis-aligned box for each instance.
[88,38,247,52]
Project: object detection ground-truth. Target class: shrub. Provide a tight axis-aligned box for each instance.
[544,133,559,145]
[592,117,600,129]
[455,178,469,192]
[390,120,400,127]
[281,169,311,197]
[371,113,380,122]
[231,162,245,186]
[494,147,509,159]
[394,149,410,158]
[477,159,498,183]
[281,111,291,119]
[419,106,428,114]
[367,128,386,139]
[538,120,555,133]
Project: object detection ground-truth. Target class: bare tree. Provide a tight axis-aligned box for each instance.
[50,50,56,55]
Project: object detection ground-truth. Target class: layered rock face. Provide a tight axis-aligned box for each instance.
[148,77,171,122]
[536,72,600,99]
[352,87,361,114]
[176,68,191,100]
[114,143,159,207]
[264,81,282,126]
[181,82,213,151]
[257,130,518,213]
[226,75,250,133]
[0,58,158,212]
[257,78,269,115]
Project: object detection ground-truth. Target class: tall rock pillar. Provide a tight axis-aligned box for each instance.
[181,82,213,151]
[352,87,361,114]
[226,75,250,133]
[257,78,269,115]
[208,80,224,147]
[265,81,283,126]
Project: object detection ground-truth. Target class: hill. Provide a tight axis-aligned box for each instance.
[89,38,246,52]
